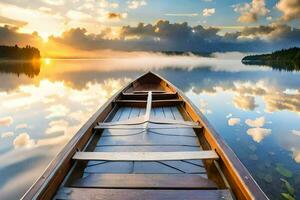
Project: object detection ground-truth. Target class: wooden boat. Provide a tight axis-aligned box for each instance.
[22,72,268,200]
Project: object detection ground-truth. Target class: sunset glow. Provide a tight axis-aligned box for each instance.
[0,1,299,199]
[0,0,298,57]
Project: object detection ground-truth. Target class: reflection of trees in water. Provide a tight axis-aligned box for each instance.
[242,60,300,72]
[0,60,41,78]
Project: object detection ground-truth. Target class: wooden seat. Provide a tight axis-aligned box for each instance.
[54,188,234,200]
[96,119,200,127]
[72,151,219,161]
[95,124,202,129]
[71,174,218,189]
[115,99,183,106]
[121,92,178,100]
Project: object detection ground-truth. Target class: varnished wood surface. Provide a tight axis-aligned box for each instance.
[22,71,268,200]
[54,188,234,200]
[71,174,218,189]
[153,72,269,199]
[115,99,184,107]
[73,151,219,161]
[121,92,178,100]
[75,105,208,179]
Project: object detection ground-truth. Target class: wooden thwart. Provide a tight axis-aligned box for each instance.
[71,174,218,189]
[121,92,178,100]
[55,188,234,200]
[95,124,202,129]
[96,119,200,127]
[132,90,166,93]
[115,99,183,107]
[73,150,219,161]
[21,72,268,200]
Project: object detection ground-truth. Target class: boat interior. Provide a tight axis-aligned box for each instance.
[52,72,235,200]
[23,72,267,200]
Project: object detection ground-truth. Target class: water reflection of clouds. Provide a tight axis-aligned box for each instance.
[280,130,300,164]
[13,133,35,149]
[0,56,299,199]
[245,117,265,127]
[228,118,240,126]
[233,95,257,111]
[0,77,130,199]
[220,81,300,114]
[0,116,13,126]
[1,77,129,148]
[246,128,272,143]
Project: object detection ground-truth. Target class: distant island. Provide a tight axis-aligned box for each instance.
[242,47,300,71]
[159,51,211,57]
[0,45,40,60]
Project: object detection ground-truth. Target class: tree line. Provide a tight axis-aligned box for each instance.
[0,45,40,60]
[242,47,300,71]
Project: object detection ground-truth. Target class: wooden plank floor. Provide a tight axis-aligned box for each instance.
[71,174,218,189]
[80,106,207,178]
[56,105,233,200]
[55,188,233,200]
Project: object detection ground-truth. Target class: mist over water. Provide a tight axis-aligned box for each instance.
[0,53,299,199]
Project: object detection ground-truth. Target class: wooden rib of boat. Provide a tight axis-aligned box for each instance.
[22,72,268,200]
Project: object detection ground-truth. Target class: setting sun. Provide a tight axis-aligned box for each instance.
[44,58,51,65]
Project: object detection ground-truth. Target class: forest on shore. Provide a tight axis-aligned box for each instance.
[0,45,40,60]
[242,47,300,71]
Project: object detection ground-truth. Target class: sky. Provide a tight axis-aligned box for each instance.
[0,0,299,57]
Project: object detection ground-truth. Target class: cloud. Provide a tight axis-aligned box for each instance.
[0,116,13,126]
[263,91,300,113]
[228,118,240,126]
[199,99,212,114]
[245,116,265,127]
[233,95,257,111]
[203,8,215,17]
[0,16,27,27]
[127,0,147,9]
[1,20,300,55]
[165,13,198,17]
[1,132,14,138]
[38,6,53,14]
[99,0,119,8]
[66,10,92,21]
[276,0,300,21]
[291,130,300,137]
[42,0,65,6]
[15,123,28,130]
[46,104,69,119]
[247,127,271,143]
[0,2,64,39]
[233,24,300,41]
[51,21,300,53]
[106,12,128,20]
[233,0,269,23]
[279,131,300,164]
[227,81,300,114]
[0,25,43,48]
[13,133,35,148]
[226,113,233,118]
[45,119,69,134]
[292,149,300,163]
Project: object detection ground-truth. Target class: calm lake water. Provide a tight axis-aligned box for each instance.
[0,53,299,199]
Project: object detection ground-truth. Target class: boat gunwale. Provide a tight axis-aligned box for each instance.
[21,73,144,200]
[153,72,268,200]
[21,71,269,200]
